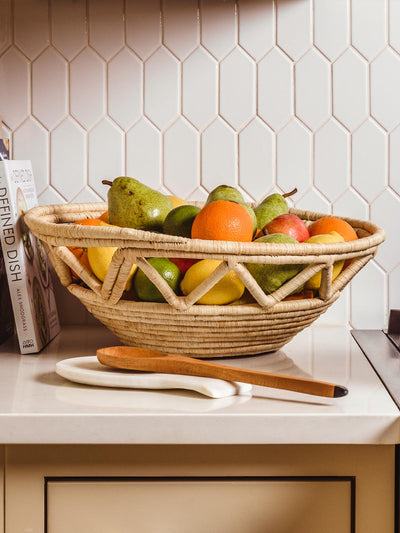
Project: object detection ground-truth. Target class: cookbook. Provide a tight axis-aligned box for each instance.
[0,160,60,353]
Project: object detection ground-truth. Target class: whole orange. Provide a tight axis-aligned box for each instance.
[191,200,253,242]
[308,216,358,241]
[68,246,92,279]
[74,218,108,226]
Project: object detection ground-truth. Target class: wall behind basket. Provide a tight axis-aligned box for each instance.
[0,0,399,328]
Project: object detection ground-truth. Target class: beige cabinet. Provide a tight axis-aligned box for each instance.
[3,444,396,532]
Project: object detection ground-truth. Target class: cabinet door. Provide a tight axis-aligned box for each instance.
[47,478,352,533]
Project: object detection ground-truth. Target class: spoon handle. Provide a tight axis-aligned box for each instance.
[97,348,348,398]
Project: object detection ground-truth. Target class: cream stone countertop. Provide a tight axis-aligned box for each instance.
[0,324,398,445]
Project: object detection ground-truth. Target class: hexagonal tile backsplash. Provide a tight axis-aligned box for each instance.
[1,0,399,328]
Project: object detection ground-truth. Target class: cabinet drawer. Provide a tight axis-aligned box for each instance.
[47,477,352,533]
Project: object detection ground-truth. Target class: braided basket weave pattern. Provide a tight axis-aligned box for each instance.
[25,202,385,358]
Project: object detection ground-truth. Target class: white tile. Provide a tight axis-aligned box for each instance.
[314,0,349,61]
[370,189,400,272]
[333,48,368,132]
[32,47,67,130]
[126,0,162,60]
[51,0,87,60]
[108,48,143,130]
[70,48,106,130]
[51,117,86,202]
[389,265,400,311]
[258,47,293,132]
[352,119,387,203]
[0,47,30,129]
[238,117,274,201]
[201,117,237,192]
[314,119,349,202]
[371,48,400,132]
[220,48,256,131]
[350,260,387,329]
[144,47,179,130]
[72,186,103,203]
[352,0,387,61]
[13,117,49,196]
[88,0,124,61]
[0,0,11,55]
[163,0,199,60]
[14,0,49,59]
[333,188,369,221]
[276,0,312,61]
[316,285,349,326]
[295,48,330,131]
[238,0,274,61]
[294,187,330,214]
[185,187,208,203]
[276,118,311,196]
[389,125,400,195]
[126,117,162,190]
[389,0,400,53]
[88,118,124,197]
[182,47,218,131]
[164,117,199,198]
[38,185,65,206]
[200,0,236,60]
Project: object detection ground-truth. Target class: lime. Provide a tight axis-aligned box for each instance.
[133,257,181,302]
[162,205,201,238]
[180,259,245,305]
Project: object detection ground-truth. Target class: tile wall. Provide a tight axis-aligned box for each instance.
[0,0,399,328]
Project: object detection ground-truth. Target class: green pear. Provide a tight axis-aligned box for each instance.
[206,185,257,235]
[103,177,173,232]
[254,188,297,230]
[246,233,304,294]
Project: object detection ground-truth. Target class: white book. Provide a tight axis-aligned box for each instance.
[0,160,60,354]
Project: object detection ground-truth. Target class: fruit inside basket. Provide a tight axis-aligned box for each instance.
[24,181,385,358]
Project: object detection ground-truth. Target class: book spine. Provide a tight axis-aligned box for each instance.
[0,174,39,353]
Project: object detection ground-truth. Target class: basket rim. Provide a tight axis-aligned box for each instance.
[25,201,385,257]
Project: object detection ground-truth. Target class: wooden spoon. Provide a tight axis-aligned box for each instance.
[97,346,348,398]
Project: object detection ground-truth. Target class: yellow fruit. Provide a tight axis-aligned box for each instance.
[167,195,187,208]
[181,259,245,305]
[304,231,345,290]
[87,247,137,290]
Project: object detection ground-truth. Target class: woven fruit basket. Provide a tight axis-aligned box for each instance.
[25,202,385,358]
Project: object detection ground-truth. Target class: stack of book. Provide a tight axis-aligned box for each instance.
[0,125,60,353]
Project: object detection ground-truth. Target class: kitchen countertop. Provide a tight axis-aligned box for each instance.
[0,324,399,445]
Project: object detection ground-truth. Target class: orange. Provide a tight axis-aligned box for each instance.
[99,211,109,222]
[191,200,253,242]
[308,216,358,241]
[68,246,91,279]
[74,218,107,226]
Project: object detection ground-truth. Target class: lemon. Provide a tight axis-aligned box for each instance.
[133,257,181,302]
[304,231,345,290]
[87,246,137,290]
[167,195,187,208]
[181,259,245,305]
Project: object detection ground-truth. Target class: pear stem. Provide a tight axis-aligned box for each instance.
[282,187,297,198]
[102,179,113,187]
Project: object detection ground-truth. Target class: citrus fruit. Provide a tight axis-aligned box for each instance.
[74,218,107,226]
[87,247,137,290]
[167,195,187,208]
[99,211,109,222]
[308,216,358,241]
[180,259,245,305]
[162,205,201,238]
[191,200,253,242]
[133,257,181,302]
[68,246,91,279]
[304,231,345,290]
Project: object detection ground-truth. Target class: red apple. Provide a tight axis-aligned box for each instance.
[169,258,199,275]
[263,213,310,242]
